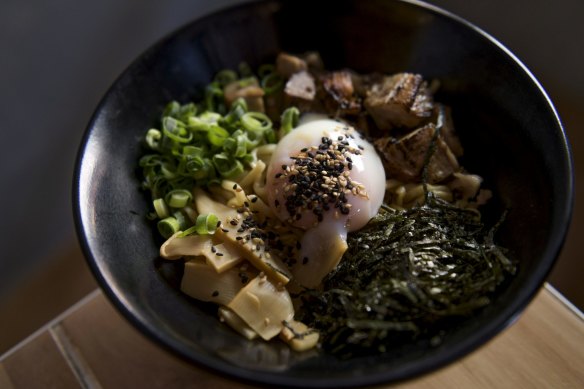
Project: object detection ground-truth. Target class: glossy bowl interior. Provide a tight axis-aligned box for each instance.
[73,0,573,387]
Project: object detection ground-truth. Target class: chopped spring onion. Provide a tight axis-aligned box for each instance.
[280,107,299,136]
[212,153,244,178]
[146,129,162,150]
[157,217,181,239]
[261,72,284,95]
[172,210,188,230]
[153,198,169,219]
[162,117,192,143]
[257,64,275,78]
[205,82,224,113]
[179,213,220,237]
[241,112,272,133]
[214,69,238,86]
[207,124,230,147]
[140,61,282,238]
[164,189,193,208]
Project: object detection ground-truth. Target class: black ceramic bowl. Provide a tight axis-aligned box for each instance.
[73,0,573,387]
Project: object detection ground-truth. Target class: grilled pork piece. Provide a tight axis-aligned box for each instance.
[224,78,265,113]
[283,70,317,111]
[433,104,463,157]
[364,73,434,130]
[374,123,459,183]
[321,71,361,116]
[276,53,308,78]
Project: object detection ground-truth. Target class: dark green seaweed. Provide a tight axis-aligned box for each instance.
[297,194,515,357]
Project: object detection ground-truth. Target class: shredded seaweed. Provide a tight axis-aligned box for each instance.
[297,194,515,357]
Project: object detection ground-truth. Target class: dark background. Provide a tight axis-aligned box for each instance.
[0,0,582,351]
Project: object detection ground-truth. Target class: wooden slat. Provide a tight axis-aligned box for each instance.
[0,332,79,389]
[58,293,254,389]
[0,364,15,389]
[398,287,584,388]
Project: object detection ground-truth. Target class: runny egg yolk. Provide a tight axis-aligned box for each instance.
[266,118,385,287]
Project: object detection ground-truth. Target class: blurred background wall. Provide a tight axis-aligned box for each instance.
[0,0,582,352]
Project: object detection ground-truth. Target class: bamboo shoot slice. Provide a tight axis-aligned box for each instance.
[280,320,320,352]
[291,220,348,288]
[160,232,212,260]
[218,306,258,340]
[227,275,294,340]
[203,242,243,273]
[181,260,256,306]
[160,232,243,273]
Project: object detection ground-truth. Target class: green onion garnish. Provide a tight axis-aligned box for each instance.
[140,64,281,238]
[164,189,192,208]
[157,217,180,239]
[152,198,169,219]
[280,106,299,136]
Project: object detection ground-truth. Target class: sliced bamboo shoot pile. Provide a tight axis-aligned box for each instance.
[194,188,292,285]
[227,274,294,340]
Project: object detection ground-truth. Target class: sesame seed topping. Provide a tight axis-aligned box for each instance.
[272,132,369,224]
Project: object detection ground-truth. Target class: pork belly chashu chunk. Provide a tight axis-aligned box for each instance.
[284,70,316,110]
[321,71,361,116]
[374,123,460,183]
[276,52,308,78]
[364,73,434,130]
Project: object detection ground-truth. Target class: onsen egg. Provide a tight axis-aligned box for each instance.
[266,118,385,232]
[266,118,386,287]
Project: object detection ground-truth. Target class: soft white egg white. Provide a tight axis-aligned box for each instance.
[266,118,385,287]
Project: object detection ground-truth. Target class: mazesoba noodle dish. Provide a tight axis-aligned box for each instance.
[138,52,516,356]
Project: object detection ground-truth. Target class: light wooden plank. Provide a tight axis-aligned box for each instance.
[397,287,584,388]
[1,331,80,389]
[0,364,15,389]
[59,293,254,389]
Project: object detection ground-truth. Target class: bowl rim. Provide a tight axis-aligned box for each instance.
[72,0,574,387]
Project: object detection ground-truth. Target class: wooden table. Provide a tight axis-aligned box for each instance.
[1,284,582,388]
